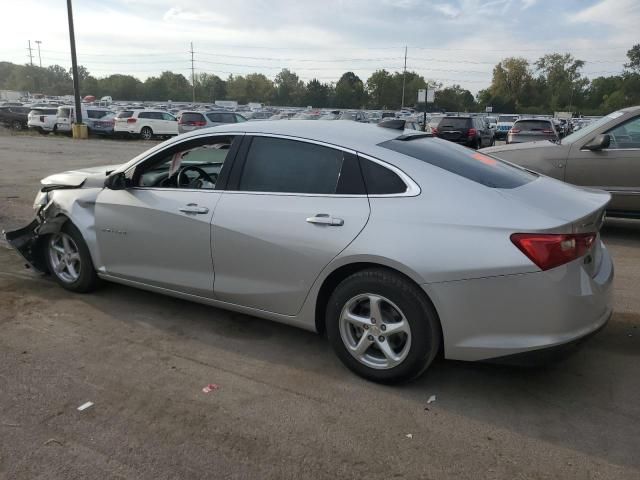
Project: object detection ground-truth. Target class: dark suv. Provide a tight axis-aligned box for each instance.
[431,116,494,149]
[0,106,30,130]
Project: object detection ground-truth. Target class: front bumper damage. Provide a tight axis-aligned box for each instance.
[3,204,67,273]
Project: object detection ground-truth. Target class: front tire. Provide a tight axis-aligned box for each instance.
[140,126,153,140]
[45,222,99,293]
[326,268,441,384]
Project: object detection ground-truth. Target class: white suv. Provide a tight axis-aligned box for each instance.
[28,107,59,134]
[114,110,178,140]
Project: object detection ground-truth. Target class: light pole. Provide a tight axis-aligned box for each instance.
[35,40,42,67]
[66,0,84,136]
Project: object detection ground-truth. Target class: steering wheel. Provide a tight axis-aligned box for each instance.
[176,165,215,189]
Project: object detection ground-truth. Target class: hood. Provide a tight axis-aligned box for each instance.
[40,164,122,191]
[482,140,559,155]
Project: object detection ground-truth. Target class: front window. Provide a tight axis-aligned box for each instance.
[561,111,625,145]
[605,115,640,149]
[134,135,236,189]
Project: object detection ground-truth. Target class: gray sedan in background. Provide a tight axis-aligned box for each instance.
[484,105,640,218]
[5,121,613,383]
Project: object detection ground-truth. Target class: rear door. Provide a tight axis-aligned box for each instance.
[566,114,640,215]
[211,135,370,315]
[439,117,469,143]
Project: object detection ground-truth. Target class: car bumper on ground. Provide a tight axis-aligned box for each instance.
[424,242,614,362]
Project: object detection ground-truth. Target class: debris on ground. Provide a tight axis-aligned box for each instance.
[44,438,63,446]
[405,433,413,439]
[427,395,437,404]
[202,384,219,394]
[77,401,94,411]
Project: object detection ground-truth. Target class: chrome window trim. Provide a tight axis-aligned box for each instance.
[120,131,421,198]
[226,132,421,198]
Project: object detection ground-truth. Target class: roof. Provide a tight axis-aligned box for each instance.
[179,119,404,152]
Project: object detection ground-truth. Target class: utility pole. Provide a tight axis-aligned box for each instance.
[66,0,83,128]
[27,40,34,66]
[190,42,196,103]
[35,40,42,67]
[401,46,407,109]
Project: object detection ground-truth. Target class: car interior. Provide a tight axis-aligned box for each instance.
[135,141,232,189]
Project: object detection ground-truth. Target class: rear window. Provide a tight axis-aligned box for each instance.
[378,138,536,189]
[31,108,57,115]
[180,112,205,123]
[514,120,552,131]
[438,117,471,129]
[498,115,518,123]
[117,111,134,119]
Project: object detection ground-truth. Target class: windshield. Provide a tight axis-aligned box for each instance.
[561,111,624,144]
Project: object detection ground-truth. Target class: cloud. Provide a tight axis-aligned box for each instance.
[571,0,640,28]
[521,0,537,9]
[433,3,461,18]
[163,7,228,23]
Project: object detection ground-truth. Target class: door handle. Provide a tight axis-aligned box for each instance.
[306,214,344,226]
[179,203,209,214]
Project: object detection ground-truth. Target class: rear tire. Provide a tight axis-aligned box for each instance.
[326,268,441,384]
[45,222,99,293]
[12,120,23,131]
[140,126,153,140]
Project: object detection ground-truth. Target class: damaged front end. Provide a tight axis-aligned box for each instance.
[4,193,71,273]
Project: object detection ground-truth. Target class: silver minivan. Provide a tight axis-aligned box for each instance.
[177,111,247,134]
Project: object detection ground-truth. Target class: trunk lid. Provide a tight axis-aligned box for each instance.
[500,176,609,276]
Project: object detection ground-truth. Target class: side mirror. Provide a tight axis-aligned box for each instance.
[104,171,128,190]
[584,134,610,151]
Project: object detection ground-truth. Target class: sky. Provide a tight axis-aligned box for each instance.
[1,0,638,94]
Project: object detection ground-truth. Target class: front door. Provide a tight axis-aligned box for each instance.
[212,135,370,315]
[95,134,240,297]
[566,114,640,214]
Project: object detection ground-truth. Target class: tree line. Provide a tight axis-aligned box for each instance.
[1,44,638,114]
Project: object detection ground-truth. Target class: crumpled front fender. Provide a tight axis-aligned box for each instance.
[3,207,68,273]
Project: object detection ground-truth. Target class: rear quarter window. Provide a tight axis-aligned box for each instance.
[378,138,536,189]
[117,111,134,119]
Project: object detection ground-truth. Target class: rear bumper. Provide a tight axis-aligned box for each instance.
[423,242,614,361]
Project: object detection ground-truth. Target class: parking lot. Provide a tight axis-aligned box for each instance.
[1,131,639,479]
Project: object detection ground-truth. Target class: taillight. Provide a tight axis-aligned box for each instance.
[510,233,597,271]
[542,129,554,134]
[431,127,438,135]
[40,116,45,122]
[467,128,477,137]
[509,128,521,134]
[127,118,137,123]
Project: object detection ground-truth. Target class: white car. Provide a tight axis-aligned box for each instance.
[114,109,178,140]
[27,107,58,134]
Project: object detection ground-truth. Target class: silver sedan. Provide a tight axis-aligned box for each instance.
[5,120,614,383]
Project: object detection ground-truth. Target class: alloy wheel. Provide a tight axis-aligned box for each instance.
[141,127,152,140]
[48,232,82,283]
[339,293,412,369]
